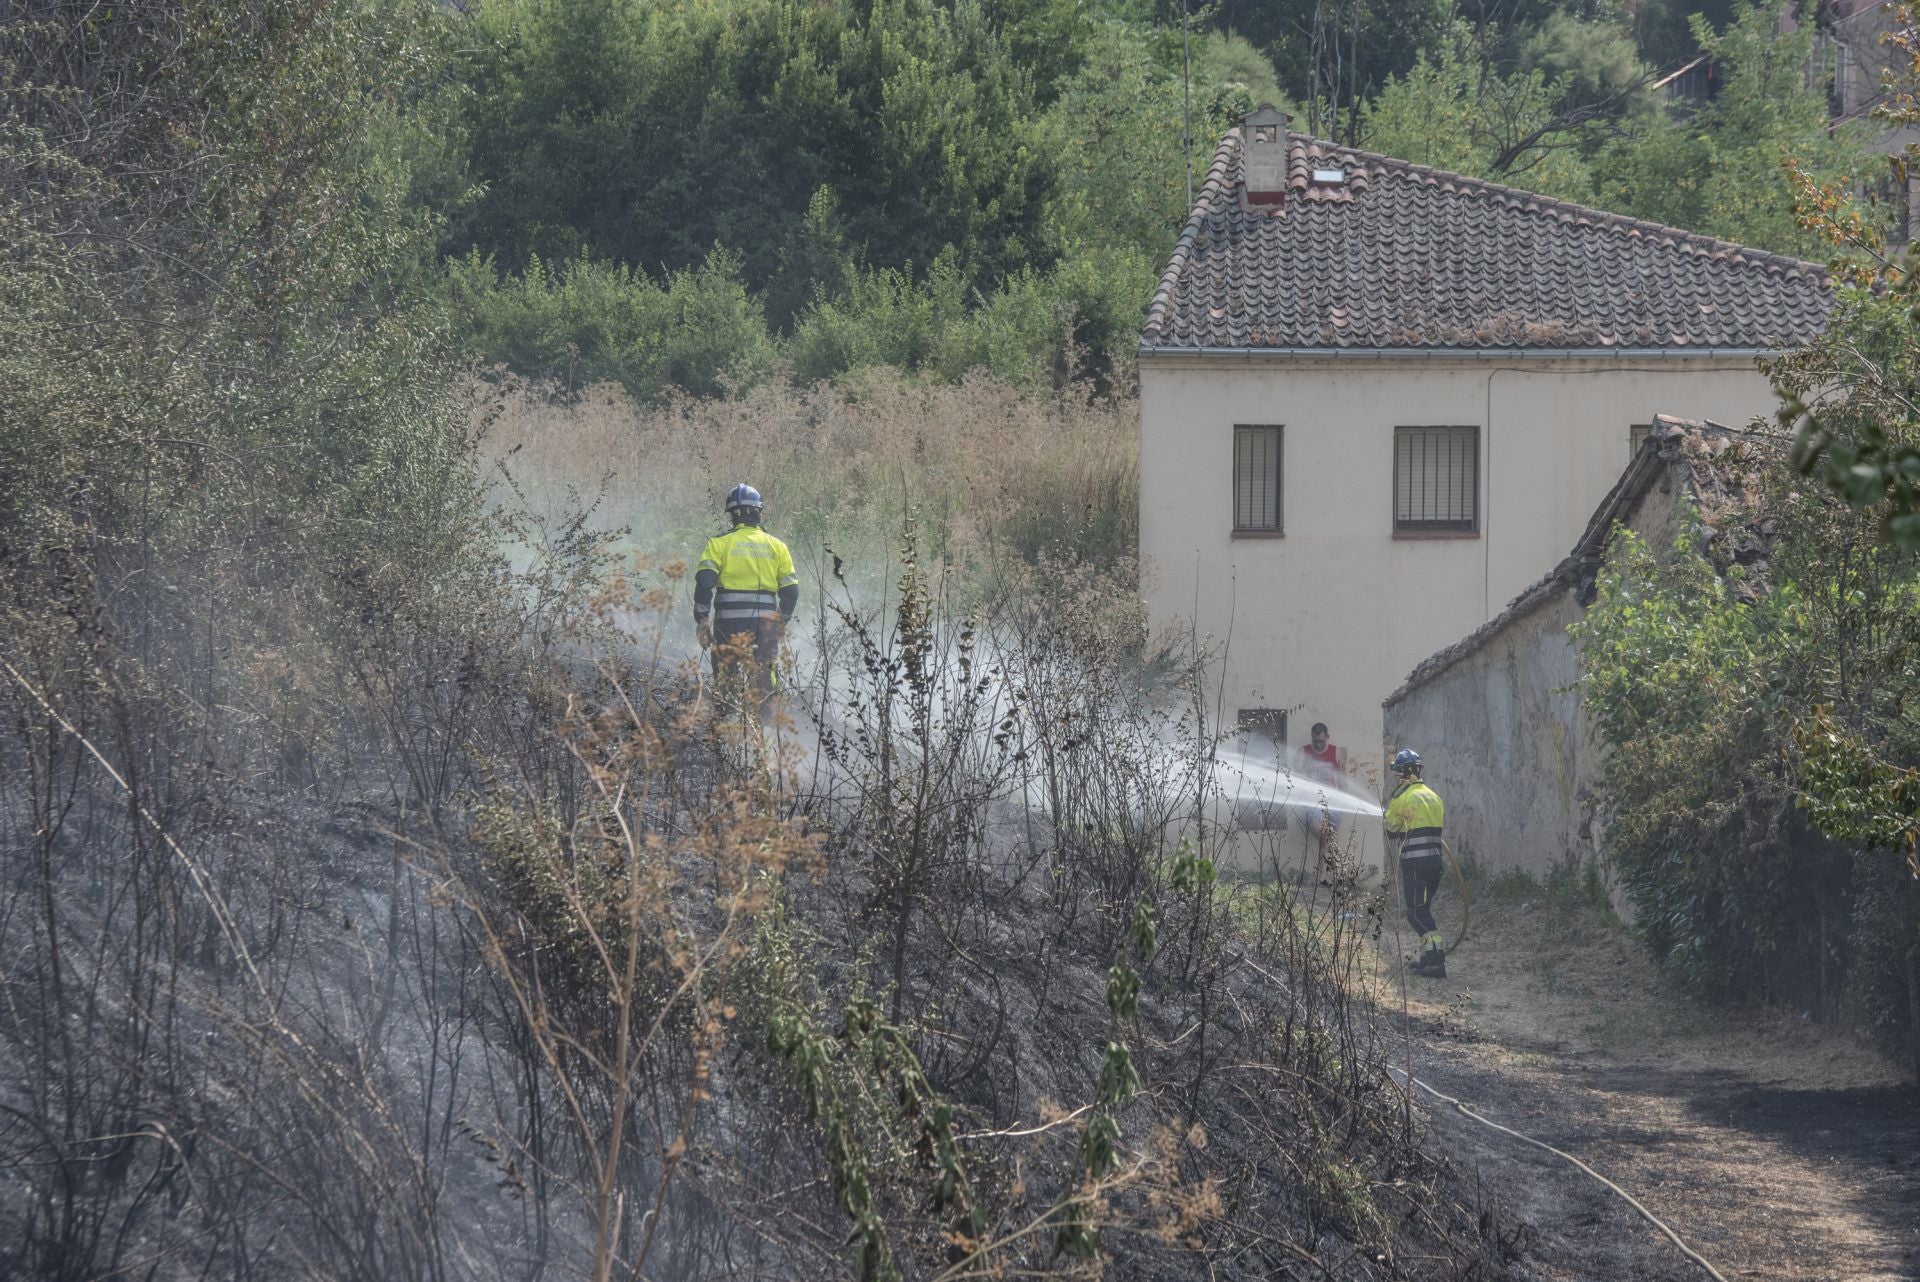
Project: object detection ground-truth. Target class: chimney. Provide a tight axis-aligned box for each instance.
[1242,104,1290,207]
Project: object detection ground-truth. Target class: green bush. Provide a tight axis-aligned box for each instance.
[789,248,1152,390]
[449,0,1057,330]
[450,248,776,400]
[1577,490,1920,1069]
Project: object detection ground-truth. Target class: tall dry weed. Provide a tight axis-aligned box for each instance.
[477,371,1139,599]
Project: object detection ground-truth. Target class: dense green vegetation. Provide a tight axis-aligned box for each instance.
[420,0,1881,401]
[1575,491,1920,1072]
[1571,53,1920,1070]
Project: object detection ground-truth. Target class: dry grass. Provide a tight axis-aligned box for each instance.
[476,371,1140,597]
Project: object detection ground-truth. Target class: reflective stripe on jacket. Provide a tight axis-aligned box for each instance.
[1384,781,1444,860]
[697,526,798,622]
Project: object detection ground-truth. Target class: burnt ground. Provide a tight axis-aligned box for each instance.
[1372,876,1920,1282]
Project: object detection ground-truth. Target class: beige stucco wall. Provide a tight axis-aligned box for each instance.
[1137,353,1777,793]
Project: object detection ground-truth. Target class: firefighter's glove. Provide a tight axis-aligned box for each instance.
[696,619,712,649]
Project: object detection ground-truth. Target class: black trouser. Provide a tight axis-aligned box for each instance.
[710,618,777,670]
[1401,854,1444,942]
[710,618,780,707]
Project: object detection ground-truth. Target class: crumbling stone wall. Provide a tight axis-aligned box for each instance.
[1384,590,1594,881]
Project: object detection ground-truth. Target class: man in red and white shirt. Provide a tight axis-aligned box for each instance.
[1295,722,1344,870]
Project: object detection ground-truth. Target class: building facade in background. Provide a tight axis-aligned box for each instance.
[1138,107,1830,793]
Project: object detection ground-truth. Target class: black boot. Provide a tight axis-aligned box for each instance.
[1409,949,1446,979]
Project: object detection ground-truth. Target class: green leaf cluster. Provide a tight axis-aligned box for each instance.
[452,0,1054,328]
[1362,21,1596,201]
[1590,1,1865,257]
[756,912,988,1280]
[411,0,1267,396]
[1575,476,1920,1067]
[1356,2,1876,259]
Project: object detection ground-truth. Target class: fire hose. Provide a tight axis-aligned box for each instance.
[1441,838,1471,958]
[1387,1063,1729,1282]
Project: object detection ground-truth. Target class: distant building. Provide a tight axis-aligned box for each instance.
[1817,0,1920,242]
[1137,108,1830,787]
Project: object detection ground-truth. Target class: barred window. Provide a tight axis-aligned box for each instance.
[1393,426,1478,534]
[1630,423,1652,458]
[1236,707,1287,749]
[1233,425,1283,533]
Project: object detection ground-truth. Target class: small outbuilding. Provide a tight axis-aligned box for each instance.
[1381,417,1776,880]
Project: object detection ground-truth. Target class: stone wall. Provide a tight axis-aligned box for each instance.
[1383,588,1593,879]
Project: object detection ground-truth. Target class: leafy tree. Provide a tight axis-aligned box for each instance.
[450,248,777,400]
[450,0,1058,328]
[1515,10,1649,119]
[1360,22,1595,199]
[982,0,1097,99]
[1575,472,1920,1066]
[1217,0,1449,142]
[1592,0,1870,255]
[1626,0,1740,70]
[1195,28,1289,113]
[1037,21,1214,262]
[1778,15,1920,544]
[2,0,478,610]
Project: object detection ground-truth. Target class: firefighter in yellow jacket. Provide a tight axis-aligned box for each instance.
[1383,748,1448,978]
[694,484,798,714]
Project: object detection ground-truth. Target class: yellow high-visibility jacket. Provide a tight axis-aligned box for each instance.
[1384,780,1444,860]
[697,526,797,625]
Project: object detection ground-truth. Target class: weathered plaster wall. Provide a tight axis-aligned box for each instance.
[1382,591,1592,878]
[1137,352,1774,781]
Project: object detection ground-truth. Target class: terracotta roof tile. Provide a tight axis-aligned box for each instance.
[1141,129,1834,352]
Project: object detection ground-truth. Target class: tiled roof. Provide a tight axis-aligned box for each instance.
[1141,128,1834,352]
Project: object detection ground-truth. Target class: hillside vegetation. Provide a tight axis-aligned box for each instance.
[423,0,1876,399]
[0,3,1502,1278]
[4,0,1919,1279]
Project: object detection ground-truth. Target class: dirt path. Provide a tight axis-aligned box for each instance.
[1376,878,1920,1281]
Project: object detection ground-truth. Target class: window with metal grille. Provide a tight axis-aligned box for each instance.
[1630,423,1652,457]
[1237,708,1287,748]
[1233,425,1283,533]
[1393,426,1478,534]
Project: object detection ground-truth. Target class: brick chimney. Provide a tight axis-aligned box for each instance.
[1242,104,1290,208]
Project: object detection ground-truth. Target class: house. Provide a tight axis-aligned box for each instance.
[1137,107,1830,788]
[1381,417,1775,880]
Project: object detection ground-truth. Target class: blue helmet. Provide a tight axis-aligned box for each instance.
[1391,748,1423,776]
[725,483,763,515]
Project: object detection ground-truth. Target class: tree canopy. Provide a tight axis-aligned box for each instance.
[395,0,1891,398]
